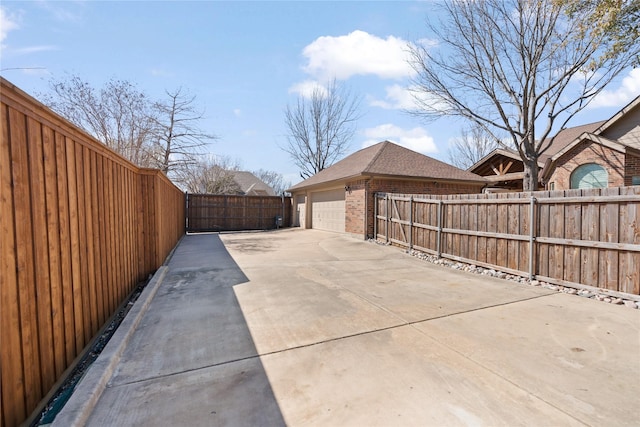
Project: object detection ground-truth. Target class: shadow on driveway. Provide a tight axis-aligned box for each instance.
[79,234,286,426]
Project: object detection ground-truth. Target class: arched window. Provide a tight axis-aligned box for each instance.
[570,163,608,189]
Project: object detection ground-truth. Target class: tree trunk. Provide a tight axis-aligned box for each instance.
[522,159,539,192]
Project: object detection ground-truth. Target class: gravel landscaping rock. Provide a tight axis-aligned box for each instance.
[372,241,640,311]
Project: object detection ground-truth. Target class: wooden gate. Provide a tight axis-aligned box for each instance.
[186,193,292,232]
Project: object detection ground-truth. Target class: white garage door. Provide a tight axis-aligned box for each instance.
[311,188,345,233]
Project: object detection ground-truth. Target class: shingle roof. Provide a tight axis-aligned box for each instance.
[539,121,606,161]
[289,141,486,191]
[230,171,275,196]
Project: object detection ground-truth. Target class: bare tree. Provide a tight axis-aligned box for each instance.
[252,169,291,195]
[42,75,215,179]
[447,125,506,170]
[283,79,362,179]
[151,88,216,175]
[408,0,639,190]
[42,74,157,166]
[174,156,241,194]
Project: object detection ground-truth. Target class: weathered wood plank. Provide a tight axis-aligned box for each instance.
[495,194,508,268]
[599,187,620,290]
[477,202,488,264]
[619,187,639,294]
[562,189,582,283]
[506,193,520,271]
[537,191,551,277]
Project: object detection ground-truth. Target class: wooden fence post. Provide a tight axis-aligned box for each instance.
[409,196,413,250]
[437,200,443,258]
[529,196,536,280]
[385,193,389,243]
[185,192,189,232]
[374,193,378,240]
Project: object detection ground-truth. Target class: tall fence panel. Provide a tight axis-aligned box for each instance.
[375,187,640,298]
[186,193,291,232]
[1,78,185,427]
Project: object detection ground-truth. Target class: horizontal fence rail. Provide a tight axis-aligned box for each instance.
[375,187,640,298]
[1,78,185,427]
[186,193,292,232]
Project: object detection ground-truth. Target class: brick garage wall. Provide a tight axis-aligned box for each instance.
[625,150,640,186]
[549,140,625,189]
[345,180,367,235]
[345,178,483,239]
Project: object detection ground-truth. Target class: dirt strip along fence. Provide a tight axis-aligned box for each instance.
[186,193,292,232]
[375,187,640,299]
[1,78,185,427]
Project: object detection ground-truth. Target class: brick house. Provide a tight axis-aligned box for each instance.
[469,95,640,190]
[541,96,640,189]
[288,141,486,239]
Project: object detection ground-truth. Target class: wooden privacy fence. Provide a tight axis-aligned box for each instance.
[375,187,640,298]
[186,193,292,232]
[1,78,185,427]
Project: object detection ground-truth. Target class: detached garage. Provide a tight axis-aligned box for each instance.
[289,141,487,238]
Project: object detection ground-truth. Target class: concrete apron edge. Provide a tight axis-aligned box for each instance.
[52,266,170,427]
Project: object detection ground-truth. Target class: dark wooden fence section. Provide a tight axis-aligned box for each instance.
[1,78,185,427]
[186,193,292,232]
[375,187,640,298]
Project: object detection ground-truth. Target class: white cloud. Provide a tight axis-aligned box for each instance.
[233,108,242,117]
[150,68,173,77]
[589,68,640,108]
[369,84,416,110]
[288,79,328,98]
[302,30,415,80]
[369,83,449,112]
[36,1,83,24]
[0,7,20,47]
[12,45,57,55]
[361,124,438,154]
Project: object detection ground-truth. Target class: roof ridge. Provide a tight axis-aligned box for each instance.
[363,141,391,172]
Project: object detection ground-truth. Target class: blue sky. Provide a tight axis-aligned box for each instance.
[1,1,639,186]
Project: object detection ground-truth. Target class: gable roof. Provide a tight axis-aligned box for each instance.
[539,95,640,182]
[469,147,529,175]
[289,141,486,191]
[230,171,275,196]
[597,94,640,137]
[539,121,607,161]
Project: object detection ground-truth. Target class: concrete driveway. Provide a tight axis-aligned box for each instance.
[55,229,640,426]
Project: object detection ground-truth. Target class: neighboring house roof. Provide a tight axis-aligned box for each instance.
[539,121,607,162]
[469,121,606,174]
[597,94,640,142]
[468,95,640,186]
[289,141,486,191]
[468,148,530,185]
[540,95,640,181]
[230,171,275,196]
